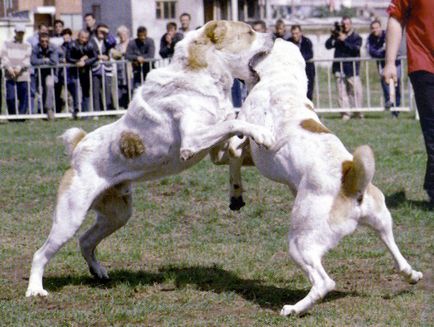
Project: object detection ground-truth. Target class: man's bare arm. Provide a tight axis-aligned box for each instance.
[383,16,403,84]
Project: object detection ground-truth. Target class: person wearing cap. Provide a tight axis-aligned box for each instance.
[1,24,32,116]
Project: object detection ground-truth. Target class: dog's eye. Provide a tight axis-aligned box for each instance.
[248,30,254,36]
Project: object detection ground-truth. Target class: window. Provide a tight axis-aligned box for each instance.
[156,1,176,19]
[60,14,83,31]
[92,4,101,22]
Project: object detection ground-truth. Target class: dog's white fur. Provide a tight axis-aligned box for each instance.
[26,21,276,297]
[230,39,423,315]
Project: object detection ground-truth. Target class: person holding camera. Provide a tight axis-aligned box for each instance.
[325,16,363,120]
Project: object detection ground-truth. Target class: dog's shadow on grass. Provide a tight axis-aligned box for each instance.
[386,190,432,211]
[44,264,359,310]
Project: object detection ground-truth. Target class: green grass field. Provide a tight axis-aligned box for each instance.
[0,115,433,326]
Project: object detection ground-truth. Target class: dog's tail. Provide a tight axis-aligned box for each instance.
[342,145,375,199]
[60,127,87,158]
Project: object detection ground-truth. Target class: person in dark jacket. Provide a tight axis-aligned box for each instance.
[31,32,59,119]
[66,30,97,115]
[126,26,155,90]
[367,19,401,117]
[90,24,117,111]
[159,22,183,59]
[273,19,288,40]
[84,13,97,38]
[288,25,315,101]
[325,16,363,120]
[56,28,78,114]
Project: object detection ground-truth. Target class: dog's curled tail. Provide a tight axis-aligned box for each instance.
[60,127,87,158]
[342,145,375,199]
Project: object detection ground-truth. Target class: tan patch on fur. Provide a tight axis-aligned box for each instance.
[187,38,211,70]
[119,132,145,159]
[187,21,255,70]
[367,184,384,212]
[58,168,75,199]
[71,130,87,151]
[329,191,353,224]
[300,119,331,134]
[341,160,359,197]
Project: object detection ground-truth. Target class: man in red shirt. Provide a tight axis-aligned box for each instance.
[384,0,434,207]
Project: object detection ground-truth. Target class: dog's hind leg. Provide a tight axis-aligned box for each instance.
[281,231,336,316]
[79,182,133,280]
[361,185,423,284]
[26,168,110,297]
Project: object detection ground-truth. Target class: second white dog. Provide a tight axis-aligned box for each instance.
[230,38,423,315]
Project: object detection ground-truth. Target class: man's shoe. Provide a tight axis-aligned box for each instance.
[342,114,351,121]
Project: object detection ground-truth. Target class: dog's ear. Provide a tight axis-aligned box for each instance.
[187,21,228,70]
[187,37,210,69]
[204,21,227,50]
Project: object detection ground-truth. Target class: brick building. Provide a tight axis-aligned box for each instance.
[1,0,82,30]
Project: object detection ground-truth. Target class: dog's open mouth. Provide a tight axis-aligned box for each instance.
[248,50,270,72]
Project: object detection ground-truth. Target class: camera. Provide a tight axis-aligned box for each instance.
[331,21,344,38]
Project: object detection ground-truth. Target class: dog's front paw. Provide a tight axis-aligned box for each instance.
[251,128,275,149]
[180,149,194,161]
[229,196,245,211]
[26,287,48,297]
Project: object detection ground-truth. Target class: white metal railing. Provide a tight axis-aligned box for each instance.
[0,58,167,120]
[310,56,414,115]
[0,56,413,120]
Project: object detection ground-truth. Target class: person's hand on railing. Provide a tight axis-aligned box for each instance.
[137,56,145,64]
[7,67,16,79]
[383,62,397,85]
[98,54,109,61]
[77,60,86,68]
[80,55,89,61]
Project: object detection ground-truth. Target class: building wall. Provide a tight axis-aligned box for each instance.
[82,0,132,36]
[56,0,82,15]
[131,0,204,57]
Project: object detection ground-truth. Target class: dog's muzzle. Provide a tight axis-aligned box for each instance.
[248,50,270,85]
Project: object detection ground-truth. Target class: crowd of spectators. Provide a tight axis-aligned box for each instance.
[0,12,401,121]
[0,12,192,119]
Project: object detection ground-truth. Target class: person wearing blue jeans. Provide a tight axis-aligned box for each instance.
[6,80,29,115]
[367,19,401,117]
[1,24,32,117]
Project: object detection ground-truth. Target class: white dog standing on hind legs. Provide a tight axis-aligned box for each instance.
[26,20,276,297]
[228,38,423,316]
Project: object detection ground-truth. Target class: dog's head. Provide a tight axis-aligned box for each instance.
[174,20,273,85]
[250,38,306,77]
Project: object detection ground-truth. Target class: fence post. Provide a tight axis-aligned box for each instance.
[63,64,69,114]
